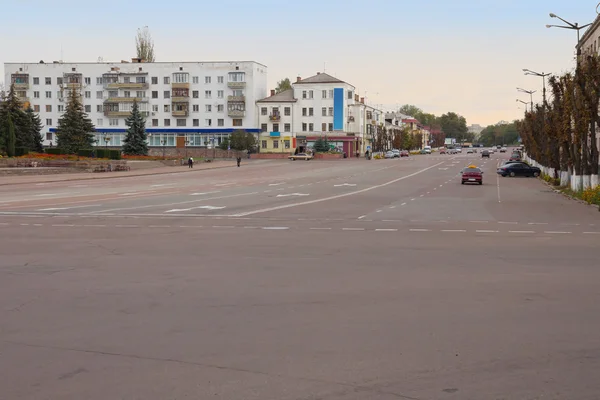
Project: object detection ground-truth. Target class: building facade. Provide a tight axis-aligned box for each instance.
[4,59,267,148]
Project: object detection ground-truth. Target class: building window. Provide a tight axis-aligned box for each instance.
[217,90,224,98]
[152,104,158,112]
[124,77,131,83]
[95,91,103,99]
[152,77,158,84]
[309,90,313,99]
[217,104,224,112]
[97,118,103,126]
[45,91,52,98]
[284,140,290,149]
[45,105,52,112]
[152,91,158,99]
[302,123,307,132]
[136,91,146,98]
[218,119,224,126]
[34,91,40,98]
[273,123,279,132]
[205,90,212,98]
[57,91,63,99]
[192,76,199,84]
[322,123,327,131]
[85,91,91,98]
[108,90,118,97]
[261,123,267,132]
[45,77,51,85]
[57,77,63,85]
[164,104,170,112]
[164,119,171,126]
[284,107,291,116]
[206,105,212,112]
[152,119,158,127]
[46,132,53,141]
[164,77,170,84]
[34,105,40,112]
[193,104,199,112]
[261,107,267,115]
[136,77,146,83]
[232,119,242,126]
[164,91,170,99]
[205,119,212,127]
[309,108,314,116]
[109,119,118,126]
[193,90,199,98]
[284,123,291,132]
[302,108,307,116]
[96,105,102,112]
[205,76,211,84]
[218,76,224,84]
[261,140,267,149]
[309,123,313,131]
[96,77,103,85]
[85,105,91,113]
[193,119,199,127]
[302,91,307,99]
[46,118,52,125]
[177,119,186,127]
[84,77,91,85]
[328,107,333,116]
[329,123,333,131]
[173,73,188,83]
[58,105,64,112]
[228,72,245,82]
[322,90,327,98]
[31,77,39,85]
[273,140,279,149]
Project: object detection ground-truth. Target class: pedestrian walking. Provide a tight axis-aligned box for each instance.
[188,157,194,168]
[236,156,242,167]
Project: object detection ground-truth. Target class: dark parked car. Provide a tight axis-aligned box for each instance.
[497,162,541,177]
[400,150,409,157]
[461,166,483,185]
[481,150,490,158]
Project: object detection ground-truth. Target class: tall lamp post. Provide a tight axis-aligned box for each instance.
[523,69,551,106]
[546,13,592,65]
[103,133,110,150]
[161,138,167,159]
[516,99,529,112]
[517,88,536,111]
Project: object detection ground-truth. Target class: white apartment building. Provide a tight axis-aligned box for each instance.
[256,72,382,155]
[4,58,267,148]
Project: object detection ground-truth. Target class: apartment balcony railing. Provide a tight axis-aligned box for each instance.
[105,82,149,90]
[228,110,246,118]
[172,110,189,117]
[227,81,246,89]
[104,97,147,103]
[104,110,150,117]
[17,97,30,104]
[171,82,190,89]
[269,114,280,121]
[13,82,29,90]
[227,95,245,102]
[171,96,190,103]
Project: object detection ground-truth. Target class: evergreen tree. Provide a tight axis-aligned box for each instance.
[0,83,27,154]
[24,106,44,152]
[122,100,148,155]
[6,113,16,157]
[56,87,95,154]
[314,137,330,152]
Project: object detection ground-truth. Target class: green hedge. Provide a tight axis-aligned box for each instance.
[95,148,109,159]
[77,149,95,158]
[109,149,121,160]
[45,148,64,155]
[15,147,29,157]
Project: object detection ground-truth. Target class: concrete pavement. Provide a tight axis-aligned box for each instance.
[1,151,600,399]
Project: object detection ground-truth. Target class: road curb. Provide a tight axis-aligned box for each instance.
[0,163,237,186]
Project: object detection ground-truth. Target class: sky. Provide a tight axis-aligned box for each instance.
[1,0,597,127]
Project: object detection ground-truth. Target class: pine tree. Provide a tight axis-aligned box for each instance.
[122,100,148,155]
[24,106,44,152]
[56,87,95,154]
[0,83,28,154]
[6,113,16,157]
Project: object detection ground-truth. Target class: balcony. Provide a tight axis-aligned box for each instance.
[227,81,246,89]
[172,110,189,117]
[13,82,29,90]
[227,95,245,102]
[171,82,190,89]
[104,110,150,117]
[104,97,147,103]
[228,110,246,118]
[172,96,190,103]
[17,97,30,105]
[269,114,280,122]
[105,82,149,90]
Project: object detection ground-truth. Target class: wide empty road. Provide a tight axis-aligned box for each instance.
[1,151,599,400]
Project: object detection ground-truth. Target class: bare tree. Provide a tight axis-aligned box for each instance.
[135,26,155,62]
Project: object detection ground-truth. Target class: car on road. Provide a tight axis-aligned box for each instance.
[497,162,541,177]
[456,147,462,153]
[288,153,313,161]
[400,150,409,157]
[461,165,483,185]
[488,148,495,154]
[509,152,522,162]
[481,150,490,158]
[439,148,447,154]
[391,149,400,158]
[423,146,432,154]
[385,151,395,159]
[467,148,474,154]
[500,147,507,153]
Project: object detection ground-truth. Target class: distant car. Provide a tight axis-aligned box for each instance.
[461,166,483,185]
[288,153,313,161]
[385,151,395,159]
[488,148,495,154]
[481,150,490,158]
[509,152,521,162]
[400,150,409,157]
[439,148,447,155]
[423,147,432,154]
[456,147,462,153]
[467,148,474,154]
[391,149,400,158]
[448,148,458,154]
[497,162,540,177]
[500,147,507,153]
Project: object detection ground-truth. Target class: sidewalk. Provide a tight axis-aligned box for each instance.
[0,160,238,186]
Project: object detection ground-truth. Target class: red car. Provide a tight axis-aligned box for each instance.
[439,148,447,154]
[461,166,483,185]
[400,150,409,157]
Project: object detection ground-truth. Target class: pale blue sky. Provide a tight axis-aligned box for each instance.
[1,0,597,126]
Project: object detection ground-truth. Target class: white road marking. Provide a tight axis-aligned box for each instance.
[51,224,75,227]
[268,182,286,186]
[508,231,535,233]
[83,225,107,227]
[358,215,366,219]
[190,191,221,196]
[262,227,289,230]
[165,205,226,213]
[469,220,489,223]
[120,192,155,196]
[420,194,424,197]
[410,229,431,232]
[334,183,357,187]
[401,203,407,206]
[149,225,172,228]
[34,192,79,197]
[230,162,445,217]
[376,210,382,213]
[438,168,448,170]
[376,229,397,232]
[544,231,572,234]
[276,193,310,197]
[498,221,518,224]
[37,204,102,211]
[528,222,548,225]
[212,225,235,228]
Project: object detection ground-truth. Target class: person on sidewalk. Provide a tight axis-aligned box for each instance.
[188,157,194,168]
[236,156,242,167]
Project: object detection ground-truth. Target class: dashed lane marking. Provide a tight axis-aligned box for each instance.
[401,203,407,206]
[441,229,467,233]
[544,231,572,234]
[509,231,535,233]
[342,228,365,231]
[358,215,366,219]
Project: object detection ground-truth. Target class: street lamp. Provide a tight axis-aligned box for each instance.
[523,69,551,105]
[161,138,167,159]
[517,87,536,110]
[516,99,529,112]
[103,133,110,149]
[185,138,190,159]
[546,13,592,63]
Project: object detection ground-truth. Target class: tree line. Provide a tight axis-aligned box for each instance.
[0,85,44,156]
[516,54,600,190]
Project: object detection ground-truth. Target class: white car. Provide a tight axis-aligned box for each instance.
[467,148,474,154]
[384,151,395,159]
[488,148,495,154]
[500,147,507,153]
[456,147,462,153]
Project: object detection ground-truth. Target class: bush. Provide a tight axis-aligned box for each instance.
[109,149,122,160]
[15,147,29,157]
[45,148,64,155]
[95,148,109,159]
[77,149,95,158]
[582,186,600,205]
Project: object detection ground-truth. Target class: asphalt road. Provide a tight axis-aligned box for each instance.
[1,150,599,400]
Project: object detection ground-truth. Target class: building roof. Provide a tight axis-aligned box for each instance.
[294,72,346,85]
[256,89,297,103]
